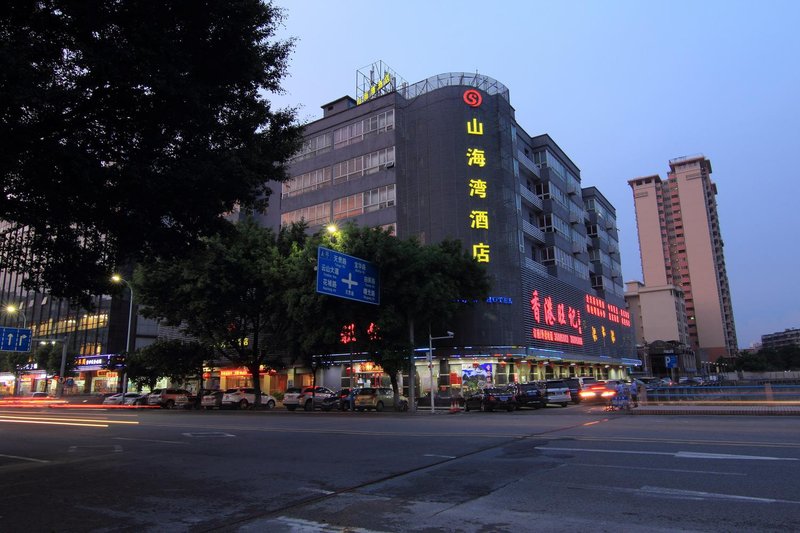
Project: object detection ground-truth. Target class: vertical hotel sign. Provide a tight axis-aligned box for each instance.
[463,89,490,263]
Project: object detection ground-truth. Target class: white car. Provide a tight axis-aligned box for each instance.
[221,388,276,410]
[544,380,571,407]
[103,392,145,405]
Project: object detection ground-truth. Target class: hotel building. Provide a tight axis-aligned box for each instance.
[263,67,638,394]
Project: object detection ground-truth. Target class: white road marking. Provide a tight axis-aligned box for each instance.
[68,445,122,453]
[423,454,456,459]
[303,488,336,495]
[273,517,389,533]
[0,453,49,463]
[537,446,798,461]
[569,463,747,476]
[675,451,798,461]
[113,437,186,444]
[641,486,800,504]
[181,432,236,438]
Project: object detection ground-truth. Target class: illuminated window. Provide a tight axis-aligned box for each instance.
[281,202,330,227]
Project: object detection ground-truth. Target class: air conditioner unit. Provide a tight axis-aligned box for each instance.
[384,161,395,169]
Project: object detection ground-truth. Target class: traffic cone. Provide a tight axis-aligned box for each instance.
[449,397,460,413]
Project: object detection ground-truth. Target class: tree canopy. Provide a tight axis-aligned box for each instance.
[125,339,213,393]
[0,0,303,304]
[132,219,492,404]
[132,216,308,405]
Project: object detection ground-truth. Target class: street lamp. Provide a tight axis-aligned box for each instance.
[428,328,454,414]
[111,274,134,397]
[4,304,26,328]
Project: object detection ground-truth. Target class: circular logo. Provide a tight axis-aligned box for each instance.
[463,89,482,107]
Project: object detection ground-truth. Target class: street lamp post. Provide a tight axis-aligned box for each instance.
[4,304,27,328]
[54,336,69,397]
[111,274,134,397]
[428,328,454,414]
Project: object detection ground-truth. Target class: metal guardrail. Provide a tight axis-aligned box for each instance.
[644,384,800,403]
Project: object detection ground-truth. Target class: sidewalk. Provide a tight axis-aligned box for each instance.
[630,403,800,416]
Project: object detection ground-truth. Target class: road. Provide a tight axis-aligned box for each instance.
[1,404,798,532]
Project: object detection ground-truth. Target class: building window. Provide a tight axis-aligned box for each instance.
[333,184,396,221]
[282,167,333,198]
[333,146,395,184]
[291,132,333,162]
[281,202,330,227]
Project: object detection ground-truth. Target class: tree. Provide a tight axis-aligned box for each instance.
[287,224,492,407]
[125,340,213,397]
[33,341,77,392]
[0,1,303,305]
[132,217,308,406]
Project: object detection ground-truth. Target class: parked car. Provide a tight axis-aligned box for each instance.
[634,377,663,390]
[147,388,190,409]
[200,390,224,410]
[123,392,148,406]
[508,382,547,409]
[578,381,617,404]
[283,386,336,411]
[321,388,356,411]
[544,380,571,407]
[354,387,408,412]
[415,392,465,410]
[564,377,599,404]
[464,387,517,412]
[221,388,276,410]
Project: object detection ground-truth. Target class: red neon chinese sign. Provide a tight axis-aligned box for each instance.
[530,289,584,346]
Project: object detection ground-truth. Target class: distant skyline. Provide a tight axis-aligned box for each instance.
[269,0,800,349]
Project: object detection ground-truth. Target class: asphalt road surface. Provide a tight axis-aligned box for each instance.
[1,403,799,532]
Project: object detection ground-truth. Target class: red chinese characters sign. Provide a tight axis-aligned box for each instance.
[530,290,584,346]
[530,289,631,349]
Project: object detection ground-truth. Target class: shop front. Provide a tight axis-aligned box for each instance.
[217,366,287,395]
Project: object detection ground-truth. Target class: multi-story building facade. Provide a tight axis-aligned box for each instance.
[761,328,800,351]
[624,280,692,376]
[265,69,637,394]
[628,155,737,368]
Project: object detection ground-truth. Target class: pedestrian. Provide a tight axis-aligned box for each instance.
[628,380,639,407]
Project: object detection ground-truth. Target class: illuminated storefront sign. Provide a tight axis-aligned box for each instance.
[528,285,634,357]
[220,367,275,377]
[75,354,113,371]
[464,89,491,263]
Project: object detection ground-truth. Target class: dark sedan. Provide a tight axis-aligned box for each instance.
[508,382,546,409]
[321,388,356,411]
[464,388,517,412]
[415,393,465,409]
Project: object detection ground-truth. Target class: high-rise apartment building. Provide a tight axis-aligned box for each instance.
[265,67,637,393]
[628,155,737,365]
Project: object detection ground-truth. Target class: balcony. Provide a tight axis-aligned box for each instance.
[516,150,540,178]
[521,219,545,243]
[519,186,543,211]
[524,256,548,274]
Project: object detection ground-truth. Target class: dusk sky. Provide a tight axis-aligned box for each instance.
[269,0,800,349]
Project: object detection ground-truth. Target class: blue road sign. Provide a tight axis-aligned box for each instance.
[316,247,380,305]
[0,327,33,352]
[665,355,678,369]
